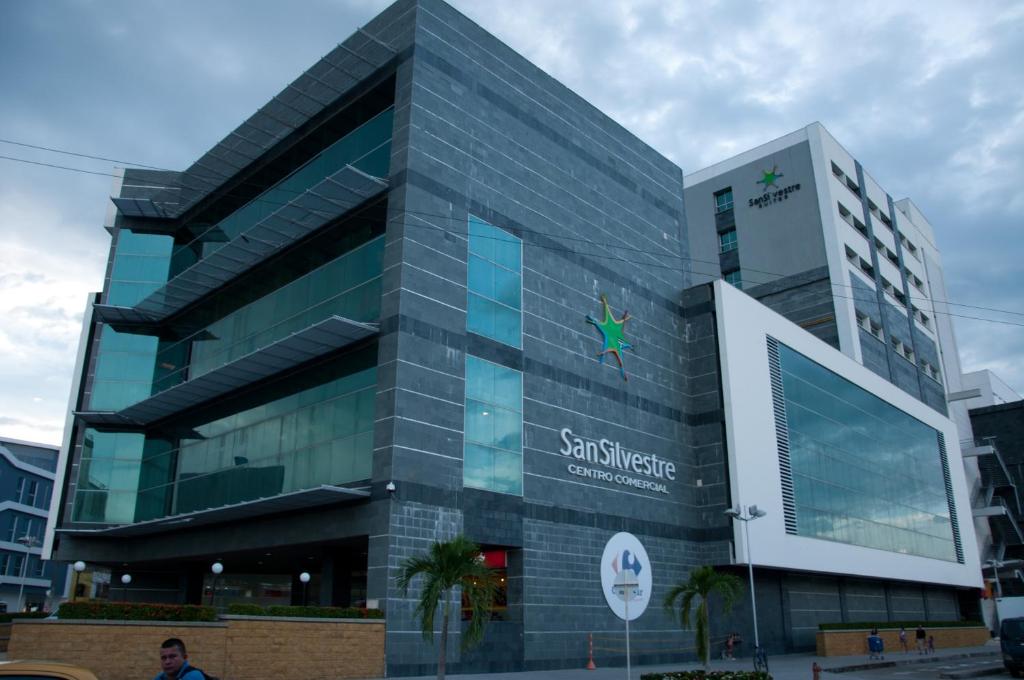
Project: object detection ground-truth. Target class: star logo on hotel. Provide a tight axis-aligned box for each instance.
[586,295,633,381]
[757,165,784,190]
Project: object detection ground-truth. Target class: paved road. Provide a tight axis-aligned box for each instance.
[831,655,1004,680]
[381,645,1003,680]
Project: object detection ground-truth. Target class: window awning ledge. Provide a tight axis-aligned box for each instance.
[75,315,377,427]
[57,484,369,538]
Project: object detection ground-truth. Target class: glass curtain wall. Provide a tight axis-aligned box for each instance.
[171,108,393,274]
[89,230,174,411]
[153,236,384,393]
[776,342,957,561]
[73,349,377,523]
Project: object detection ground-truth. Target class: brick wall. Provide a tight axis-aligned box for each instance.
[815,627,989,657]
[8,616,385,680]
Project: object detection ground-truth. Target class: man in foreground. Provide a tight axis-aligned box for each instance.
[154,638,207,680]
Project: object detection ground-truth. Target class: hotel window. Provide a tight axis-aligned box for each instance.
[463,355,523,496]
[719,229,738,253]
[723,269,742,288]
[467,215,522,348]
[714,188,734,213]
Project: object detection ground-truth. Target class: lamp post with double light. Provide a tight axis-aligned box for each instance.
[724,505,767,657]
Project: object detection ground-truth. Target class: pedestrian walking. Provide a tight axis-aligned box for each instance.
[915,625,927,654]
[868,629,885,660]
[899,627,908,653]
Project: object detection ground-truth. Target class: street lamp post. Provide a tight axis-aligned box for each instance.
[120,573,132,602]
[299,572,310,607]
[987,559,1004,631]
[209,562,224,607]
[16,534,40,612]
[72,561,86,602]
[725,505,767,655]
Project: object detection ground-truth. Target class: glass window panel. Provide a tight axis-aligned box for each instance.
[468,217,497,261]
[491,407,522,452]
[467,215,521,348]
[468,255,495,299]
[467,293,497,340]
[493,267,521,309]
[463,355,522,496]
[463,444,494,491]
[491,449,523,495]
[465,399,494,447]
[491,304,521,348]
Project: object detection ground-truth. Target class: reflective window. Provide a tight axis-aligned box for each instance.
[181,108,393,266]
[106,230,174,307]
[719,229,738,253]
[776,343,957,561]
[714,188,734,213]
[73,352,377,524]
[464,356,522,495]
[153,236,384,392]
[724,269,742,288]
[88,327,160,411]
[467,216,521,348]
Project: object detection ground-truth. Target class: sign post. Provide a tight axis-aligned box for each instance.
[601,532,652,679]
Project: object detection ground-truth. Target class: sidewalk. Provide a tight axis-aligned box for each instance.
[383,643,1001,680]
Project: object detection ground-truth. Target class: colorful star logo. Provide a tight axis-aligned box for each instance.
[756,165,784,190]
[587,295,633,381]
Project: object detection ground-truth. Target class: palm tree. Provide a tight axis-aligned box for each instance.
[396,535,499,680]
[663,565,742,671]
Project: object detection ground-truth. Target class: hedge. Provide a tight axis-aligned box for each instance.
[641,671,771,680]
[0,611,51,623]
[819,620,983,631]
[57,601,216,622]
[226,604,383,619]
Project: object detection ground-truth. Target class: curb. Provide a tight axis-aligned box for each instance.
[825,651,1000,673]
[939,666,1006,679]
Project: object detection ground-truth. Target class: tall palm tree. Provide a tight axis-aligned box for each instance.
[663,565,742,671]
[397,535,499,680]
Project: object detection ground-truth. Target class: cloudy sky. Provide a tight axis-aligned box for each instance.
[1,0,1022,446]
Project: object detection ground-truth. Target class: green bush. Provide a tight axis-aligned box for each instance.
[819,620,983,631]
[226,604,383,619]
[641,671,771,680]
[0,611,51,623]
[57,601,216,622]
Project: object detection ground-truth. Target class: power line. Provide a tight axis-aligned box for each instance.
[0,154,123,179]
[0,139,171,171]
[3,147,1022,329]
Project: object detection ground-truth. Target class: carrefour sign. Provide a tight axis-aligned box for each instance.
[559,428,675,494]
[600,532,652,620]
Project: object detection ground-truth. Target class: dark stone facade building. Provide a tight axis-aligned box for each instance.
[45,0,981,673]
